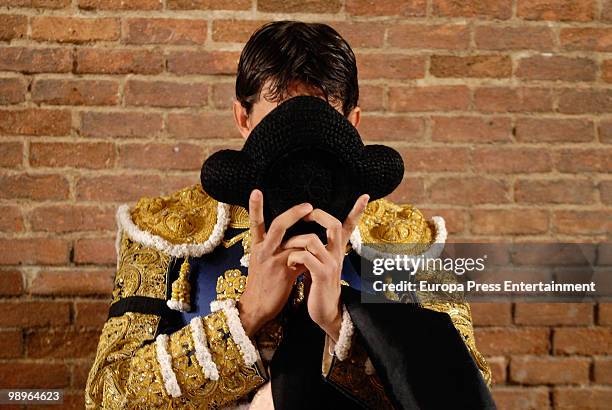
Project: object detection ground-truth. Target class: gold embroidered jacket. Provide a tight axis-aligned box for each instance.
[84,183,492,409]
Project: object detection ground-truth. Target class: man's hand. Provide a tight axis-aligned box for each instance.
[283,194,369,342]
[238,189,312,337]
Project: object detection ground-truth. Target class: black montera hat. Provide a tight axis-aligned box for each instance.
[200,95,404,243]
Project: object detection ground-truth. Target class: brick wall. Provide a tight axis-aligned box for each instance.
[0,0,610,408]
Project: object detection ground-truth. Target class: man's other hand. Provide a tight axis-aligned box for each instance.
[283,194,369,342]
[238,189,312,337]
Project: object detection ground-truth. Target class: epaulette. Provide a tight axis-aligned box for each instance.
[349,197,447,261]
[115,183,231,259]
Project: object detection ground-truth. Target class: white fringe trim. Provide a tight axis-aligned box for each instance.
[240,253,250,267]
[116,201,231,258]
[155,334,182,398]
[348,216,447,265]
[334,304,354,361]
[189,316,219,381]
[167,299,191,312]
[210,299,258,366]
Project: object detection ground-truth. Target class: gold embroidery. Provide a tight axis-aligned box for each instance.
[324,334,395,410]
[130,184,218,245]
[359,198,433,255]
[85,312,160,409]
[216,269,247,301]
[112,232,171,303]
[228,205,249,229]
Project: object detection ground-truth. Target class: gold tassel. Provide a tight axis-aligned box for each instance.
[167,257,191,312]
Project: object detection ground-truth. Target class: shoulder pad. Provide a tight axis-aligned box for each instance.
[350,197,447,259]
[116,184,231,258]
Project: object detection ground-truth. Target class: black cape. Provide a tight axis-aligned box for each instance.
[270,285,496,410]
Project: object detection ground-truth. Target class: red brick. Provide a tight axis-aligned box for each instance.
[0,109,71,136]
[167,112,237,139]
[474,25,554,50]
[357,54,425,79]
[511,356,590,385]
[387,23,470,50]
[601,121,612,143]
[76,174,164,202]
[386,177,426,205]
[0,205,24,232]
[0,14,27,41]
[475,327,550,355]
[603,60,612,83]
[257,0,340,13]
[29,205,115,233]
[75,301,110,328]
[471,303,512,326]
[474,87,553,113]
[0,270,23,296]
[30,142,115,169]
[167,50,239,75]
[74,238,116,265]
[125,80,208,108]
[125,18,206,45]
[486,356,507,383]
[76,48,163,75]
[432,116,512,143]
[493,387,550,409]
[473,148,552,173]
[558,88,612,114]
[553,387,612,409]
[0,47,72,73]
[604,2,612,21]
[553,211,612,236]
[0,0,69,7]
[118,143,205,170]
[600,303,612,325]
[0,77,26,105]
[419,208,465,234]
[72,361,93,389]
[0,174,69,200]
[471,209,549,235]
[389,86,469,112]
[0,301,70,327]
[517,0,595,21]
[360,85,385,112]
[0,363,70,388]
[554,328,612,355]
[359,116,425,142]
[31,17,120,43]
[30,269,114,296]
[399,147,469,172]
[602,181,612,205]
[595,357,612,384]
[167,0,250,10]
[32,79,119,105]
[323,21,387,48]
[516,303,593,326]
[212,19,271,42]
[561,28,612,51]
[555,149,612,173]
[516,118,595,143]
[432,0,512,19]
[0,330,22,358]
[80,111,163,138]
[0,238,70,265]
[515,178,596,205]
[346,0,426,16]
[27,328,100,358]
[431,55,511,78]
[429,177,510,205]
[0,142,22,168]
[517,55,597,82]
[78,0,161,9]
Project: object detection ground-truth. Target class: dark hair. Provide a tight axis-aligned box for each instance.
[235,20,359,117]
